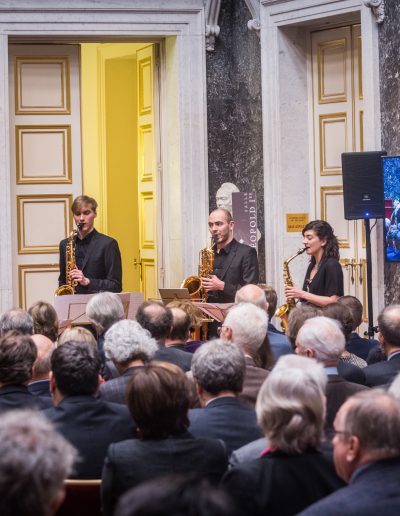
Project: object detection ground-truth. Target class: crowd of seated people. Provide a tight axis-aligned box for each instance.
[1,289,400,515]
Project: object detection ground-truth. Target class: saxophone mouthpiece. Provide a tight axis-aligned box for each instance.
[298,247,307,254]
[77,222,84,231]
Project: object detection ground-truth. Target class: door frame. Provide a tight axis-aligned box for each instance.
[0,0,209,311]
[260,0,383,316]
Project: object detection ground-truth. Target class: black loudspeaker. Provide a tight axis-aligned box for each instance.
[341,151,386,220]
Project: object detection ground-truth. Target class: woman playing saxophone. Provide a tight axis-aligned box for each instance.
[285,220,343,307]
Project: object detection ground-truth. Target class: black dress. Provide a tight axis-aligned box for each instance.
[302,257,344,299]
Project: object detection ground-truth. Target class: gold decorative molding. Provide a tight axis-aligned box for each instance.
[357,35,363,100]
[139,192,155,249]
[16,125,72,184]
[318,39,347,104]
[319,113,347,175]
[17,194,73,254]
[320,186,350,248]
[15,56,71,114]
[138,57,152,116]
[139,125,153,182]
[18,263,59,309]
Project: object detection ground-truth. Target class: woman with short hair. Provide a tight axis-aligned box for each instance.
[221,355,344,516]
[101,362,228,516]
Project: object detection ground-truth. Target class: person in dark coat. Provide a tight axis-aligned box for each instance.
[299,390,400,516]
[136,301,192,372]
[221,355,344,516]
[189,340,262,455]
[101,362,228,516]
[363,305,400,387]
[44,341,135,479]
[0,331,47,412]
[295,316,368,435]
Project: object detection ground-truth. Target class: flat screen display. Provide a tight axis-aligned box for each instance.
[383,156,400,262]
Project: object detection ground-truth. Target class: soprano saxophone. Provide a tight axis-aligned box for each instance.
[275,247,306,332]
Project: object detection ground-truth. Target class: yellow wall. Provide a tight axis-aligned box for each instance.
[80,43,147,292]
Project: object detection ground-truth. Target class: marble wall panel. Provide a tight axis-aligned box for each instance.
[206,0,265,281]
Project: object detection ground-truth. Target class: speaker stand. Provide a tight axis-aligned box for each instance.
[364,218,377,339]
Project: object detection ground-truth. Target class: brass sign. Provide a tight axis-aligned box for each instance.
[286,213,309,233]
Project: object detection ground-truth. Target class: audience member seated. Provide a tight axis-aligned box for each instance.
[58,326,97,347]
[338,295,379,360]
[166,299,205,353]
[28,334,54,400]
[222,354,344,516]
[286,304,320,349]
[287,306,366,385]
[114,474,238,516]
[234,285,276,368]
[0,409,76,516]
[0,331,47,411]
[322,302,367,368]
[363,305,400,387]
[300,390,400,515]
[86,292,125,375]
[221,302,270,408]
[99,319,157,404]
[0,307,33,337]
[136,301,192,372]
[164,307,192,351]
[257,284,294,358]
[101,362,228,516]
[189,340,262,455]
[28,300,59,343]
[296,316,368,435]
[44,341,135,479]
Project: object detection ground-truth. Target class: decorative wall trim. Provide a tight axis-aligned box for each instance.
[205,0,222,51]
[363,0,385,24]
[244,0,261,34]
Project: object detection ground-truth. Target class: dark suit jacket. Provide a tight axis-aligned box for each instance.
[239,356,269,409]
[267,325,293,359]
[299,458,400,516]
[207,239,259,303]
[99,366,140,405]
[326,375,369,433]
[364,352,400,387]
[28,379,51,398]
[44,395,135,479]
[222,448,344,516]
[0,384,48,412]
[101,431,228,516]
[346,333,378,361]
[154,343,192,372]
[59,229,122,293]
[338,359,366,385]
[188,396,262,456]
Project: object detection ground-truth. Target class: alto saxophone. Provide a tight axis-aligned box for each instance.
[55,223,83,296]
[275,247,306,332]
[181,238,215,302]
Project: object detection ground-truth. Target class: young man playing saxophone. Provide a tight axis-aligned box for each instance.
[58,195,122,294]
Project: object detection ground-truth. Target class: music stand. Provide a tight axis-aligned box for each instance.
[54,292,144,330]
[159,288,191,305]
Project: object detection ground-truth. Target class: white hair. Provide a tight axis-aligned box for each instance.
[86,292,124,335]
[296,316,345,362]
[104,319,158,364]
[256,354,327,453]
[224,303,268,356]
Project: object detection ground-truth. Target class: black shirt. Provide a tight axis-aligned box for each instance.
[75,230,95,270]
[302,257,344,299]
